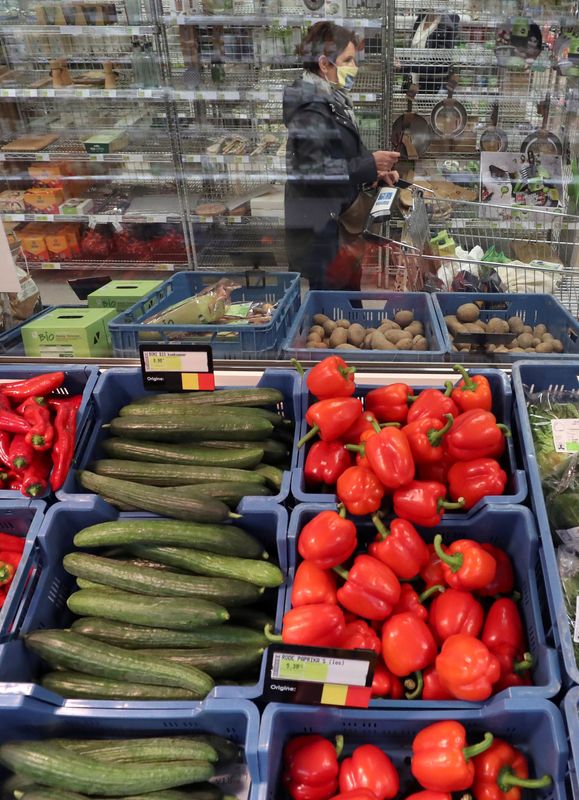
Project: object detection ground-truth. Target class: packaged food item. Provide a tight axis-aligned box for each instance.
[143,278,240,326]
[83,131,129,154]
[19,224,50,261]
[59,198,95,215]
[0,191,27,213]
[23,188,66,214]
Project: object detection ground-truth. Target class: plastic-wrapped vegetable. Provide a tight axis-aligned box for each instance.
[557,545,579,666]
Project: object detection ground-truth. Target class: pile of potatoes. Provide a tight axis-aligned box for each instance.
[305,310,430,351]
[446,302,564,354]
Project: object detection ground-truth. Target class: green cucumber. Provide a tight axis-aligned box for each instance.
[172,482,272,506]
[90,460,265,488]
[20,788,224,800]
[26,630,214,697]
[74,519,264,558]
[0,741,213,797]
[200,438,289,465]
[54,737,236,768]
[135,646,264,677]
[227,607,275,630]
[64,554,263,605]
[51,737,217,764]
[19,789,85,800]
[67,588,229,630]
[119,403,280,426]
[103,438,264,469]
[128,388,284,408]
[128,544,283,588]
[77,472,232,523]
[42,672,200,701]
[255,465,284,491]
[110,416,273,443]
[71,617,269,649]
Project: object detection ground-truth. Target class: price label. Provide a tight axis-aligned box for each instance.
[89,154,105,161]
[41,262,61,270]
[552,419,579,453]
[139,343,215,392]
[264,645,375,708]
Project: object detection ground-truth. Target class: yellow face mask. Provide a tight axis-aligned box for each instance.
[333,63,359,91]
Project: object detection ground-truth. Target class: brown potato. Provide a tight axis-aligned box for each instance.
[308,342,329,349]
[517,333,534,349]
[385,329,408,344]
[533,324,547,337]
[322,320,337,336]
[444,315,468,337]
[307,332,323,343]
[465,322,486,333]
[329,328,348,348]
[335,319,351,329]
[340,343,360,350]
[531,338,541,348]
[536,341,553,353]
[310,325,325,337]
[524,347,535,352]
[413,336,428,351]
[522,325,533,335]
[542,332,554,341]
[405,321,425,337]
[508,316,524,334]
[379,320,399,332]
[510,347,525,352]
[313,314,330,326]
[495,345,509,353]
[552,339,564,353]
[348,324,366,347]
[394,310,414,327]
[396,338,413,350]
[456,303,480,323]
[487,318,510,334]
[371,331,395,350]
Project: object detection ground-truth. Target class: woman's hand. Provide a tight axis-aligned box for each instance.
[373,150,400,173]
[378,170,400,186]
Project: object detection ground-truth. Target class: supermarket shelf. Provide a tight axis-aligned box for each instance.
[19,260,183,271]
[394,45,493,65]
[162,12,382,26]
[0,87,167,100]
[0,151,172,163]
[191,213,283,223]
[0,24,156,35]
[1,211,182,223]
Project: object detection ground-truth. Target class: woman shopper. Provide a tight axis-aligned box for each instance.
[284,21,400,290]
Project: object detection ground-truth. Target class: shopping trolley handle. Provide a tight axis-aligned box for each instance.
[362,228,421,252]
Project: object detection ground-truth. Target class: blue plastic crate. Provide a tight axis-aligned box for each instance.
[283,503,560,706]
[512,360,579,687]
[0,495,287,708]
[0,695,259,799]
[0,500,45,641]
[564,688,579,800]
[109,271,301,359]
[0,306,53,355]
[282,291,447,362]
[0,365,99,501]
[292,368,527,513]
[432,293,579,362]
[57,367,300,503]
[255,700,568,800]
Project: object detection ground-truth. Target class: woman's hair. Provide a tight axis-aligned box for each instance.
[300,21,359,73]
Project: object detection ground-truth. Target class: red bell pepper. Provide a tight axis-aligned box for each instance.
[448,459,507,509]
[381,612,437,682]
[292,561,337,607]
[275,604,346,648]
[8,434,35,470]
[368,518,429,580]
[340,619,381,655]
[407,385,459,425]
[472,738,552,800]
[0,371,64,401]
[477,545,514,597]
[436,634,501,701]
[0,561,15,586]
[411,721,494,792]
[421,667,454,701]
[284,734,343,800]
[0,410,30,435]
[405,793,452,800]
[445,409,509,462]
[48,395,82,491]
[335,555,400,621]
[392,583,444,620]
[392,481,464,528]
[17,396,54,451]
[337,467,385,517]
[371,661,404,698]
[330,792,377,800]
[451,365,492,413]
[481,598,533,690]
[0,533,25,553]
[299,398,363,448]
[339,744,400,800]
[404,414,454,465]
[347,424,415,491]
[365,384,414,424]
[428,588,484,643]
[341,412,381,446]
[418,454,453,485]
[304,441,353,489]
[305,356,356,401]
[433,535,497,592]
[420,545,446,589]
[298,509,357,570]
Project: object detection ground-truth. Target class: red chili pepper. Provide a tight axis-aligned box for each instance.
[335,555,400,621]
[448,459,507,509]
[411,721,494,792]
[341,412,380,446]
[392,584,444,620]
[8,473,23,492]
[17,396,54,451]
[0,394,11,412]
[477,545,514,597]
[0,560,15,586]
[403,414,454,465]
[392,481,464,528]
[337,466,385,517]
[421,667,454,701]
[368,518,429,580]
[381,613,437,687]
[305,356,356,401]
[284,734,343,800]
[0,533,25,553]
[405,793,452,800]
[299,398,363,448]
[0,410,30,435]
[21,452,51,497]
[48,395,82,491]
[304,441,353,489]
[436,634,501,701]
[451,365,493,413]
[291,561,337,608]
[298,509,357,570]
[275,604,346,648]
[340,619,381,655]
[428,588,484,643]
[365,384,414,424]
[8,434,35,470]
[371,661,404,698]
[445,409,510,462]
[420,545,446,589]
[347,423,415,491]
[472,738,552,800]
[0,431,11,468]
[339,744,400,800]
[407,385,459,425]
[0,371,65,401]
[433,536,497,592]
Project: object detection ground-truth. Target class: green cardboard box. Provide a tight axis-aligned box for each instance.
[22,307,116,358]
[88,280,163,313]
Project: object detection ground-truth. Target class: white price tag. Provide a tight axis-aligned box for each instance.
[89,154,105,161]
[551,419,579,453]
[41,262,61,270]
